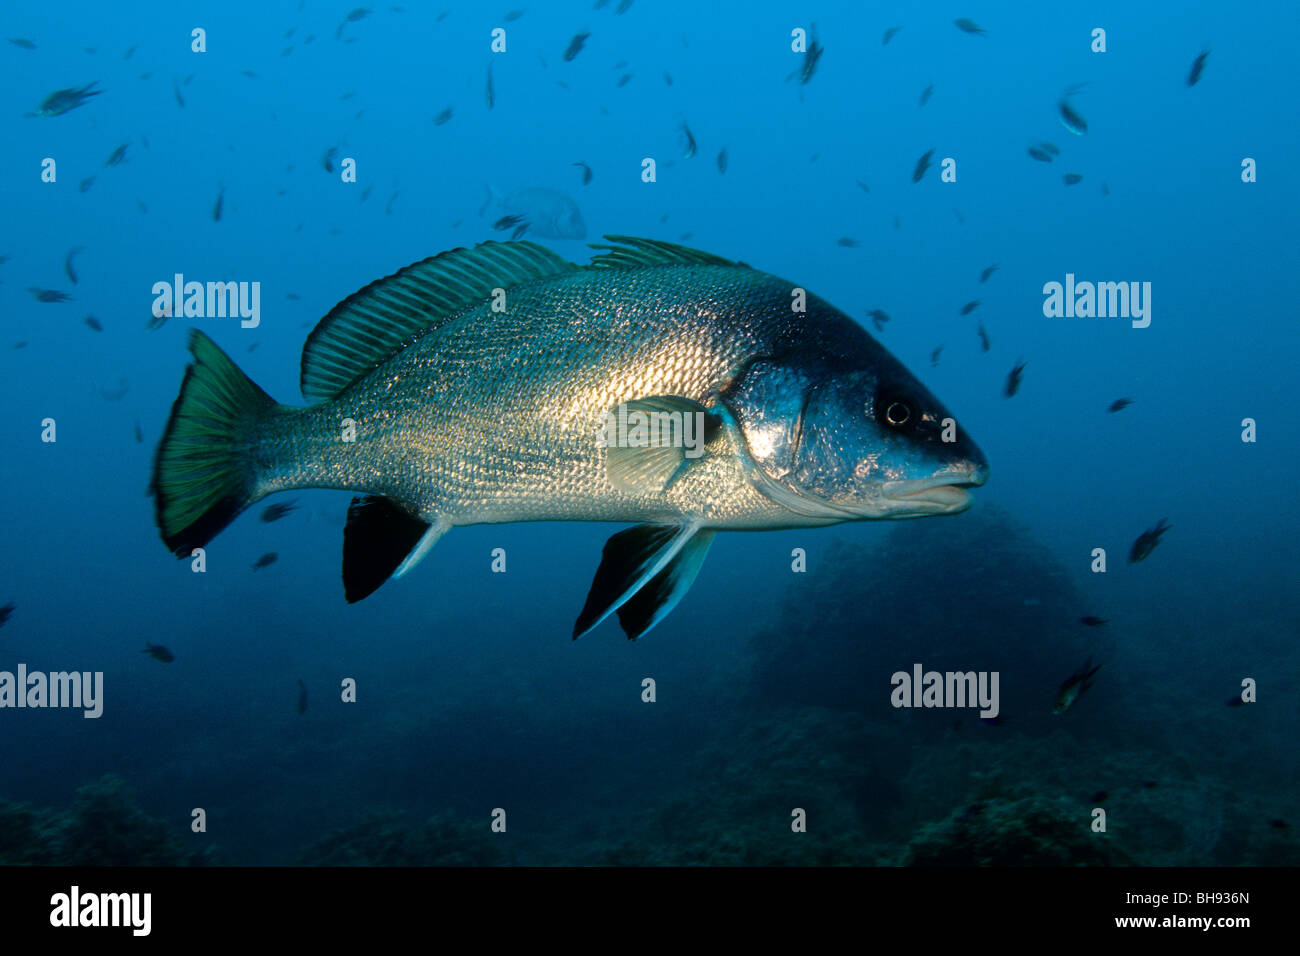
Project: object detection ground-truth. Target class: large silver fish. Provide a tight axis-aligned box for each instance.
[153,237,988,639]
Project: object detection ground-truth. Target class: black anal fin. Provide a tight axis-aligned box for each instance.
[343,495,441,603]
[573,523,709,640]
[616,529,715,640]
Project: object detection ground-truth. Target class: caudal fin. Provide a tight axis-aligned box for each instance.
[152,330,278,556]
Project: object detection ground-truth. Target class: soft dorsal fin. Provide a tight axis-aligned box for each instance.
[300,241,578,402]
[586,235,747,270]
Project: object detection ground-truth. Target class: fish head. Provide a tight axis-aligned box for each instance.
[550,197,587,239]
[720,309,988,521]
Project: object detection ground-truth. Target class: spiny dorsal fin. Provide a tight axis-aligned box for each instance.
[300,241,578,402]
[586,235,747,270]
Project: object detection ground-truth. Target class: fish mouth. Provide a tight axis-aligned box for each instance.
[881,468,989,515]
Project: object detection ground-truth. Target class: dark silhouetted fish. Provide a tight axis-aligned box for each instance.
[434,107,452,125]
[484,187,586,239]
[213,186,225,222]
[572,161,593,185]
[84,315,103,332]
[1059,97,1087,135]
[150,237,989,639]
[142,642,175,662]
[1107,398,1134,413]
[253,552,279,570]
[261,500,299,522]
[105,143,128,167]
[856,180,870,194]
[979,265,998,283]
[836,237,859,248]
[1187,50,1209,87]
[866,309,889,332]
[1027,146,1053,163]
[0,602,14,627]
[1128,519,1170,563]
[797,24,823,85]
[1063,173,1083,185]
[1089,790,1108,803]
[64,246,85,285]
[912,149,934,183]
[296,679,308,715]
[563,32,590,62]
[954,18,987,35]
[79,175,95,193]
[134,420,144,443]
[29,83,103,117]
[1053,658,1101,713]
[8,37,36,50]
[976,322,990,352]
[1004,358,1027,397]
[679,121,696,159]
[29,287,73,303]
[323,146,338,173]
[1079,616,1108,626]
[486,63,494,108]
[717,148,728,174]
[930,345,944,366]
[882,27,900,45]
[919,82,933,107]
[960,300,979,315]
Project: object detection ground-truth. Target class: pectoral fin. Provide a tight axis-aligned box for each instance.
[342,496,448,603]
[603,396,721,494]
[573,522,712,640]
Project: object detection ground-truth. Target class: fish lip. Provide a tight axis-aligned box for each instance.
[881,467,989,513]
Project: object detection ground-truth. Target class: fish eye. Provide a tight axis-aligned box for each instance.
[879,399,911,427]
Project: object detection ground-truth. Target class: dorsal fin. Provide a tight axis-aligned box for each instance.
[586,235,747,270]
[300,240,578,402]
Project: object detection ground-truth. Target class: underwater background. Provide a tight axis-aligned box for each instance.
[0,0,1297,866]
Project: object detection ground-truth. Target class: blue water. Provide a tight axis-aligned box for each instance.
[0,1,1296,865]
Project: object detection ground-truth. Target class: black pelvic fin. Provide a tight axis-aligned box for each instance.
[573,523,711,640]
[342,495,434,603]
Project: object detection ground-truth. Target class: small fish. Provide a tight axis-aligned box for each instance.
[979,265,998,283]
[494,213,527,231]
[297,678,308,715]
[882,27,901,45]
[1270,819,1290,830]
[172,78,185,108]
[976,322,990,352]
[1101,181,1111,196]
[798,25,824,85]
[134,420,144,443]
[954,18,987,36]
[679,122,697,159]
[1041,142,1060,156]
[323,146,339,173]
[1141,781,1158,790]
[836,237,859,248]
[563,32,590,62]
[434,107,453,126]
[1079,616,1108,627]
[64,246,85,285]
[616,0,634,12]
[213,186,225,222]
[855,180,870,194]
[385,190,398,214]
[30,83,103,117]
[1089,790,1108,804]
[105,143,128,167]
[123,44,136,59]
[930,345,944,366]
[503,9,525,21]
[511,222,530,240]
[84,315,103,332]
[1187,50,1209,87]
[572,161,593,185]
[1128,519,1170,564]
[1107,398,1134,413]
[1059,98,1088,135]
[0,602,14,627]
[261,500,299,523]
[1004,359,1026,397]
[919,83,933,107]
[911,148,935,183]
[147,306,170,331]
[960,300,979,316]
[345,6,370,22]
[664,71,673,86]
[8,37,37,50]
[241,70,261,79]
[616,73,632,88]
[1063,173,1083,186]
[1027,146,1053,163]
[1052,658,1101,714]
[486,63,494,109]
[866,309,890,332]
[253,552,279,570]
[79,175,96,193]
[28,287,73,303]
[1225,695,1246,707]
[142,642,175,663]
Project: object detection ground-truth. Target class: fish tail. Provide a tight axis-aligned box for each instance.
[152,330,279,556]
